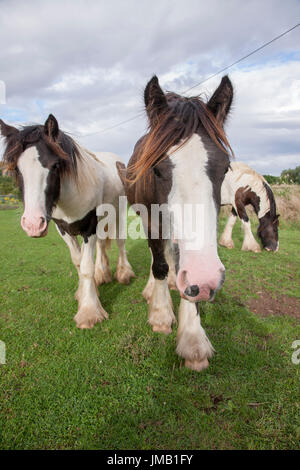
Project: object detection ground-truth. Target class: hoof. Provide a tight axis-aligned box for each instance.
[242,244,261,253]
[219,239,234,249]
[185,357,209,371]
[152,324,173,335]
[74,305,108,329]
[114,265,135,285]
[94,268,112,286]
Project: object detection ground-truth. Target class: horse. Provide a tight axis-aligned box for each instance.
[219,162,279,252]
[0,114,135,328]
[117,74,234,371]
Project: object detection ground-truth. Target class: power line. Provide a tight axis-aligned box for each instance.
[79,23,299,138]
[77,111,145,138]
[182,23,299,94]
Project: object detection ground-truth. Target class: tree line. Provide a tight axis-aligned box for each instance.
[0,165,299,198]
[264,166,300,185]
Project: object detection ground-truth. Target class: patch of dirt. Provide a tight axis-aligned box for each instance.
[247,290,300,320]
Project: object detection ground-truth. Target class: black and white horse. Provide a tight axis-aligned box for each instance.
[0,115,135,328]
[117,75,233,371]
[220,162,279,252]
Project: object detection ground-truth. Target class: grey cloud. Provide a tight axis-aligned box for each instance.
[0,0,299,174]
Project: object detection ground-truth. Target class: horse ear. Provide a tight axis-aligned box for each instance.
[144,75,168,126]
[273,214,280,224]
[207,75,233,125]
[116,161,127,187]
[44,114,59,141]
[0,119,18,138]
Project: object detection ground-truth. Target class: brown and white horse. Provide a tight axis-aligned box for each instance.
[219,162,279,252]
[0,115,135,328]
[117,75,234,371]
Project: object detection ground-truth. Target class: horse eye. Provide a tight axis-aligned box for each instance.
[153,166,162,178]
[53,162,60,170]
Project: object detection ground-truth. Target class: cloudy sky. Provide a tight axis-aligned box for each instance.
[0,0,299,175]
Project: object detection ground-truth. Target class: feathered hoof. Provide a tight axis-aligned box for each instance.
[242,243,261,253]
[114,265,135,285]
[74,304,108,329]
[185,357,209,371]
[219,238,234,249]
[94,268,112,286]
[152,323,173,335]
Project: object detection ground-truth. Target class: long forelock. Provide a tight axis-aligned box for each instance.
[1,125,81,180]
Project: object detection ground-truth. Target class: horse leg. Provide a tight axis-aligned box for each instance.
[142,250,155,302]
[56,224,81,275]
[176,298,214,371]
[94,239,112,286]
[148,240,175,335]
[164,241,177,290]
[114,238,135,284]
[219,208,237,249]
[113,201,135,285]
[55,225,82,299]
[74,234,108,329]
[241,219,261,253]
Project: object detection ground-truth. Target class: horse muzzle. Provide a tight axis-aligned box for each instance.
[21,214,48,238]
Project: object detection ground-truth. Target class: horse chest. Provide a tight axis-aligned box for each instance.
[53,209,97,243]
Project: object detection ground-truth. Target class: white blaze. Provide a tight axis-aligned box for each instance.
[18,146,49,216]
[168,134,218,252]
[167,133,224,301]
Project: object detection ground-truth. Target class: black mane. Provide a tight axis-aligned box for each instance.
[263,182,278,219]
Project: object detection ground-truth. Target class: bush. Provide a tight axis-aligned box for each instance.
[263,174,280,185]
[280,166,300,185]
[0,170,21,200]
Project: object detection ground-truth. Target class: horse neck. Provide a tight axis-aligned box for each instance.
[58,144,103,213]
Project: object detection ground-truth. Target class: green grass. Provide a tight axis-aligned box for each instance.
[0,209,299,450]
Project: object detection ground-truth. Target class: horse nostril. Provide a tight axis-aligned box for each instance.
[184,284,199,297]
[21,216,27,228]
[40,217,46,229]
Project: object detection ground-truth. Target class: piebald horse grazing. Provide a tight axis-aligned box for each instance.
[219,162,279,252]
[0,115,135,328]
[117,75,233,371]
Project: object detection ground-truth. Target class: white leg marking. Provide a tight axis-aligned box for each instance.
[142,251,155,303]
[94,239,112,286]
[114,238,135,285]
[164,243,177,290]
[74,235,108,329]
[219,212,236,249]
[148,279,175,335]
[56,225,82,300]
[176,298,214,371]
[56,225,81,276]
[241,220,261,253]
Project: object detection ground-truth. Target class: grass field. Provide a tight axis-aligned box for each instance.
[0,208,299,450]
